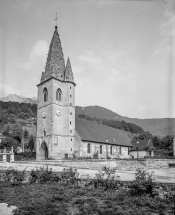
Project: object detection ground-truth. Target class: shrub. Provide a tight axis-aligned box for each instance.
[93,166,121,190]
[29,165,53,184]
[0,167,26,185]
[130,168,155,196]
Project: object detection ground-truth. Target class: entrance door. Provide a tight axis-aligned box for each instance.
[40,142,48,160]
[64,154,68,159]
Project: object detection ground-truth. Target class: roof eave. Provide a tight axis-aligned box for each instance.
[81,139,132,147]
[37,76,76,87]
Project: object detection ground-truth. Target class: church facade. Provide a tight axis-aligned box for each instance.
[36,26,132,160]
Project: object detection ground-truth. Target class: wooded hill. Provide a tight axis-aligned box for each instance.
[76,106,175,137]
[0,101,151,139]
[0,101,174,138]
[0,101,173,157]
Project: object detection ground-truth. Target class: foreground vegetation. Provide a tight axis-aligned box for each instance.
[0,167,174,215]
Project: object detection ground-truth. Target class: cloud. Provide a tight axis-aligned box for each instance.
[74,41,171,118]
[0,82,20,98]
[21,1,32,12]
[18,40,48,71]
[78,51,102,66]
[75,48,144,116]
[11,1,32,13]
[160,2,175,48]
[96,0,117,9]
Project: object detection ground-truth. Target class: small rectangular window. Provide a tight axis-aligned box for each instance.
[110,146,112,155]
[87,143,91,153]
[70,95,72,97]
[70,130,72,133]
[70,121,71,124]
[70,112,72,115]
[119,147,121,155]
[100,145,102,154]
[70,103,72,106]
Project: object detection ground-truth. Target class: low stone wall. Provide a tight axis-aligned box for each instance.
[13,158,175,170]
[14,159,146,170]
[142,159,175,168]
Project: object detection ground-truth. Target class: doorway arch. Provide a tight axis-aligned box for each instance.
[40,141,48,160]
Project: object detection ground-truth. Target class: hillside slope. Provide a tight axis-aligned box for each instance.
[0,94,174,137]
[75,106,174,137]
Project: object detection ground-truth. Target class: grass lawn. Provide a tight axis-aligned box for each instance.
[0,181,174,215]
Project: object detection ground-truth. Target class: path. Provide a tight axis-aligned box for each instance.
[0,162,175,183]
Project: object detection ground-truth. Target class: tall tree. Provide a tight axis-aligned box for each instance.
[152,136,160,149]
[27,135,35,152]
[24,129,29,139]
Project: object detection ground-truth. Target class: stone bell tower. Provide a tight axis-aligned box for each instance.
[36,26,75,160]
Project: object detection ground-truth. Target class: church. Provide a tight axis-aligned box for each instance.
[36,26,132,160]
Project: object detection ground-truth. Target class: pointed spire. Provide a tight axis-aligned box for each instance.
[41,26,65,83]
[40,72,45,82]
[64,57,74,82]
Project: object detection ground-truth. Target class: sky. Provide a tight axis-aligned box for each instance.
[0,0,174,119]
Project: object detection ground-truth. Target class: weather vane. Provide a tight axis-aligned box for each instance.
[54,13,59,26]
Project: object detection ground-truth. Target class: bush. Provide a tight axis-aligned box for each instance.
[15,152,36,161]
[29,165,53,184]
[0,167,174,214]
[93,166,121,190]
[130,168,155,196]
[0,167,26,185]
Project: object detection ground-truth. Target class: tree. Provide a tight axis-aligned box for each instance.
[0,137,13,149]
[0,137,20,152]
[3,125,11,136]
[13,123,23,139]
[152,136,160,149]
[161,135,173,150]
[27,135,35,152]
[24,129,29,139]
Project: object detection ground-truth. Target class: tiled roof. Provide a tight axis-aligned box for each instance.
[75,118,132,147]
[131,139,155,151]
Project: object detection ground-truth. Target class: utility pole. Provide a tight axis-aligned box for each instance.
[22,128,24,153]
[173,136,175,158]
[137,141,139,160]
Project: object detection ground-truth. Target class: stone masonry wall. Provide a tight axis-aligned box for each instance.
[36,78,75,160]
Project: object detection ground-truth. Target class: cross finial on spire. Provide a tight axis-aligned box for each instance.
[54,13,59,26]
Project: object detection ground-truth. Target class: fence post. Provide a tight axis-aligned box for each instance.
[10,153,14,162]
[10,146,14,162]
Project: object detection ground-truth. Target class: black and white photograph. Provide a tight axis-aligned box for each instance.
[0,0,175,214]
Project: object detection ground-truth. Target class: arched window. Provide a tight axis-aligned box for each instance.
[43,88,48,102]
[87,143,91,153]
[56,88,62,101]
[100,145,102,154]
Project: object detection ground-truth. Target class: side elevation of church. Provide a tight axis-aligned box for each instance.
[36,26,132,160]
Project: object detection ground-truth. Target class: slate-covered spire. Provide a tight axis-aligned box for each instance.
[64,57,74,82]
[41,26,65,83]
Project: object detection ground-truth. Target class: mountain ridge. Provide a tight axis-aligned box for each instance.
[0,95,174,136]
[75,105,175,137]
[0,94,37,104]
